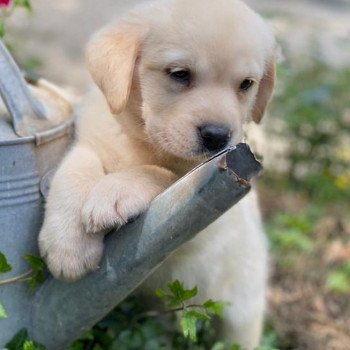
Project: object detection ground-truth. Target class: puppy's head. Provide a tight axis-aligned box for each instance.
[87,0,275,160]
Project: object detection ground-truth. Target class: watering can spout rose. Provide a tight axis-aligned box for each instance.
[0,40,262,349]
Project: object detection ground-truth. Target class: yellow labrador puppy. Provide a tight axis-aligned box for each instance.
[39,0,275,348]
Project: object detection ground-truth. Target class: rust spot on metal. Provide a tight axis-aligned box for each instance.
[236,176,250,187]
[217,154,228,171]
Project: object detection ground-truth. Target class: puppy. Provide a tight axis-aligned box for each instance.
[38,0,275,348]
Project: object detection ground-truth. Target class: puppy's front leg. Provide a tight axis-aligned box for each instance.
[39,145,105,281]
[81,166,177,234]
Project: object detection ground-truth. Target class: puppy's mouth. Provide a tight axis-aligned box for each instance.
[157,137,232,162]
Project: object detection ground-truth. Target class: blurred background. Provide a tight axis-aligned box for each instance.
[3,0,350,349]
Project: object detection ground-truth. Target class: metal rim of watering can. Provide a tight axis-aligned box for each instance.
[0,118,75,146]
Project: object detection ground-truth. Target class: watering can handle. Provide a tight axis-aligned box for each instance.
[0,40,47,137]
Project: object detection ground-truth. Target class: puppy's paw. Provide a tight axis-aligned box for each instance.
[81,173,165,234]
[39,226,104,281]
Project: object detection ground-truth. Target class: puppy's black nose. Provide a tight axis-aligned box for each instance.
[199,124,231,151]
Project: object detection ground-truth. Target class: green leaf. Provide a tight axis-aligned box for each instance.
[187,310,210,321]
[326,271,350,294]
[24,255,46,293]
[155,288,169,299]
[157,280,200,308]
[168,280,186,298]
[180,310,209,343]
[5,329,28,350]
[0,252,12,273]
[5,329,45,350]
[23,340,45,350]
[231,344,243,350]
[25,254,46,270]
[23,341,36,350]
[211,342,226,350]
[0,19,5,38]
[166,280,198,305]
[340,261,350,276]
[165,298,182,308]
[180,310,198,342]
[0,302,8,318]
[182,286,198,301]
[261,322,280,348]
[15,0,32,12]
[204,299,227,318]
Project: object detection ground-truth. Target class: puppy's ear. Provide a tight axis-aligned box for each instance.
[86,21,148,115]
[252,58,276,124]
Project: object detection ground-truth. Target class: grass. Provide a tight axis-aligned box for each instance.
[258,60,350,349]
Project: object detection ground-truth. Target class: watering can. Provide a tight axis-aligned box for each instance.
[0,40,74,345]
[0,40,263,349]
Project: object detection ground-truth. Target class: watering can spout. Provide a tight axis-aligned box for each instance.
[0,40,72,137]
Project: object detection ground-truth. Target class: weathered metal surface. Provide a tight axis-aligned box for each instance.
[0,41,72,138]
[0,40,74,346]
[31,144,262,350]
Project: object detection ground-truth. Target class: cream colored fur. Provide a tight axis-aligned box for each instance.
[38,0,275,348]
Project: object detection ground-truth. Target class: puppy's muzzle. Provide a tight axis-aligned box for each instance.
[198,124,231,152]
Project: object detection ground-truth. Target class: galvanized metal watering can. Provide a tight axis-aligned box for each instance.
[0,40,263,349]
[0,40,74,345]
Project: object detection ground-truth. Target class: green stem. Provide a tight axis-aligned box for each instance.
[0,270,33,286]
[169,304,204,313]
[132,304,204,323]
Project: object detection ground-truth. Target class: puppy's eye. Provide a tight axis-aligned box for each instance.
[167,68,191,86]
[239,79,254,92]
